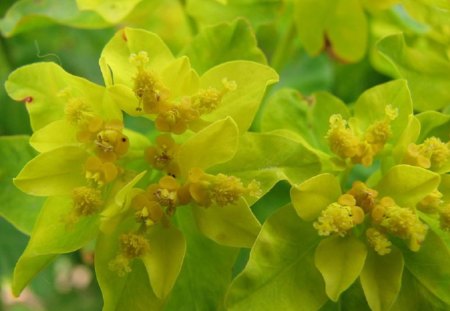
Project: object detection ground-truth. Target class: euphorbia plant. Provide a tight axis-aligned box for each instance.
[1,2,450,310]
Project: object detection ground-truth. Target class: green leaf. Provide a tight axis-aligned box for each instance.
[210,132,322,204]
[261,89,349,152]
[95,217,164,311]
[13,196,100,295]
[14,146,89,196]
[401,230,450,305]
[226,205,327,311]
[294,0,367,62]
[194,60,278,132]
[5,62,122,131]
[141,224,186,299]
[353,79,413,143]
[377,33,450,111]
[192,198,261,248]
[392,115,420,163]
[0,136,43,234]
[30,120,78,152]
[391,267,450,311]
[0,218,29,280]
[76,0,142,23]
[315,235,368,301]
[165,207,238,310]
[186,0,282,28]
[416,111,450,142]
[182,18,267,74]
[99,27,174,87]
[291,173,341,221]
[0,0,108,37]
[375,165,441,207]
[360,248,404,311]
[178,117,239,178]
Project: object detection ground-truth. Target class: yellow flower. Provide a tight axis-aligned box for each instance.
[313,194,365,237]
[145,134,180,177]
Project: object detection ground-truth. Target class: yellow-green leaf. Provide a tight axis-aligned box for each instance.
[182,18,267,74]
[226,205,327,311]
[30,119,78,152]
[195,60,278,132]
[99,27,174,87]
[360,248,404,311]
[315,235,368,301]
[12,196,100,295]
[76,0,142,23]
[192,198,261,248]
[178,117,239,178]
[375,165,440,207]
[14,146,89,196]
[141,224,186,299]
[5,62,122,131]
[291,173,341,221]
[294,0,367,62]
[377,33,450,111]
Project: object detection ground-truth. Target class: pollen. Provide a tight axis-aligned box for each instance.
[108,254,131,277]
[192,78,236,115]
[347,181,378,213]
[132,193,164,226]
[187,168,261,208]
[326,114,361,159]
[95,121,129,161]
[72,186,103,216]
[130,51,169,113]
[85,156,119,186]
[313,194,364,237]
[417,189,443,213]
[65,98,91,125]
[145,134,180,176]
[375,197,428,252]
[147,176,181,215]
[120,233,150,258]
[404,137,450,169]
[155,100,198,134]
[366,227,392,255]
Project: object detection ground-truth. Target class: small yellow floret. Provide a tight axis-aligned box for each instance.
[347,181,378,213]
[129,51,149,67]
[72,186,103,216]
[377,198,428,252]
[366,227,392,255]
[313,194,364,237]
[187,168,261,208]
[326,114,360,159]
[417,190,443,213]
[65,98,91,125]
[120,233,150,258]
[404,137,450,169]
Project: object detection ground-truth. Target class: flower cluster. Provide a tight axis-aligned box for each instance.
[326,105,398,166]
